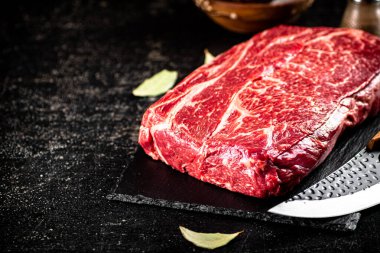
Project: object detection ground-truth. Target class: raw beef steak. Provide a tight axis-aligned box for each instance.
[139,26,380,198]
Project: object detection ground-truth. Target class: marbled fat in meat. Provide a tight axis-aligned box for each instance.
[139,26,380,198]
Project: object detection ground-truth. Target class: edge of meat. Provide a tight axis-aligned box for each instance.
[272,72,380,196]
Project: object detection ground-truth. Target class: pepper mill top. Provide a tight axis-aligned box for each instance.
[341,0,380,36]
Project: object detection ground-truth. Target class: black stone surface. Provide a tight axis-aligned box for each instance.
[1,0,380,252]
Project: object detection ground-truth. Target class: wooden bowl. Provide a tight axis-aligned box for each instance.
[194,0,314,34]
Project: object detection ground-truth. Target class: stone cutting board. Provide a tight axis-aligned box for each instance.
[107,115,380,232]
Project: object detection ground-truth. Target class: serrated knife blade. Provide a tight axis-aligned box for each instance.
[268,145,380,218]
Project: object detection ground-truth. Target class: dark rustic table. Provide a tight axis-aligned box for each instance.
[1,0,380,252]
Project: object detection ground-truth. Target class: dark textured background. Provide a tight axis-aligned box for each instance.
[1,0,380,252]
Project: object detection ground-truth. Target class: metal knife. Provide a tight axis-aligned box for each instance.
[268,131,380,218]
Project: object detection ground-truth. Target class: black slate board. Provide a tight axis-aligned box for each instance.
[108,115,380,232]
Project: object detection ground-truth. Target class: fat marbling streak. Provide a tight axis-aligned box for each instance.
[268,132,380,218]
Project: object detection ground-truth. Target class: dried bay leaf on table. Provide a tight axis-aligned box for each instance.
[133,49,214,97]
[204,49,215,65]
[132,69,178,97]
[179,226,243,250]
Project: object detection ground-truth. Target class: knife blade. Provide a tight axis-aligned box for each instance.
[268,131,380,218]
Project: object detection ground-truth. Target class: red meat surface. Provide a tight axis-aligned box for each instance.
[139,26,380,198]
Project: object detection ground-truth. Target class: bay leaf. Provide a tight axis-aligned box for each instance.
[204,49,215,65]
[179,226,243,250]
[132,69,178,97]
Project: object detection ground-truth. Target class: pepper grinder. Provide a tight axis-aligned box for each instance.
[341,0,380,36]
